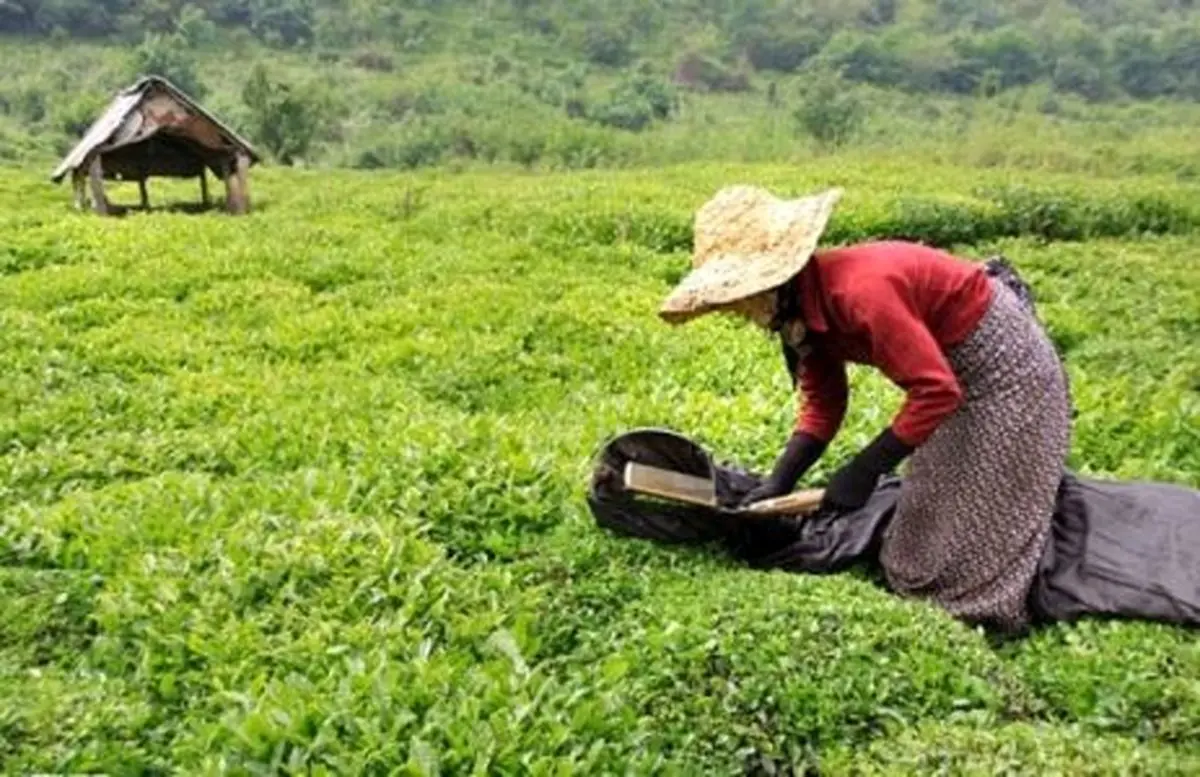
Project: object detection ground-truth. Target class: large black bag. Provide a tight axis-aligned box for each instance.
[586,428,1199,631]
[1031,474,1200,626]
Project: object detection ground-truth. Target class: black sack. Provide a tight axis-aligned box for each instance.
[585,427,897,574]
[586,428,1199,630]
[1030,473,1200,628]
[586,427,747,545]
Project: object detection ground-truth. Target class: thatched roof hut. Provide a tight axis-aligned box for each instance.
[51,76,261,215]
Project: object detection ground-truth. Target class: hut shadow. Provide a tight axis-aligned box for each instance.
[93,200,271,217]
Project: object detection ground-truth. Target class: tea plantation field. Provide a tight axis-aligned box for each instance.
[1,158,1198,774]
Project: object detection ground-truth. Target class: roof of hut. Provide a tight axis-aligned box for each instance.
[50,76,261,184]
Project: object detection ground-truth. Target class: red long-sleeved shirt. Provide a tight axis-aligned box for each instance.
[790,241,994,447]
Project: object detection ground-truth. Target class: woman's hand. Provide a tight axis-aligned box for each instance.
[738,431,827,507]
[820,427,913,512]
[740,477,792,507]
[821,460,883,511]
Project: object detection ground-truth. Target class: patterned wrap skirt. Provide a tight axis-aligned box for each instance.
[879,277,1072,633]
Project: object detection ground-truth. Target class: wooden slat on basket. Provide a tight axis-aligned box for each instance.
[623,462,716,508]
[738,489,825,516]
[623,462,825,517]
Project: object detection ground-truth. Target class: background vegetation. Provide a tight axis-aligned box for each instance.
[2,0,1199,175]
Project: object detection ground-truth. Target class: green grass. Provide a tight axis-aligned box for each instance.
[1,159,1198,773]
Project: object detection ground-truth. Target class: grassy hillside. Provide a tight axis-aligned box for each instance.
[2,156,1198,772]
[6,0,1200,106]
[2,0,1200,174]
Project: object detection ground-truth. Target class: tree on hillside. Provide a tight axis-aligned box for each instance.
[583,25,633,67]
[130,31,208,99]
[587,71,679,132]
[958,26,1045,89]
[736,26,826,73]
[793,72,866,149]
[176,5,219,47]
[673,53,752,92]
[818,30,907,88]
[248,0,314,47]
[1164,23,1200,99]
[1112,27,1175,98]
[241,64,327,164]
[0,0,135,36]
[0,0,33,33]
[861,0,897,26]
[929,0,1012,32]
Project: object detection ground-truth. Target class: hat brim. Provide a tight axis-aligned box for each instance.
[658,187,842,325]
[658,250,805,324]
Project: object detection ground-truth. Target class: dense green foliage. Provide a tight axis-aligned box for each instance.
[1,155,1198,772]
[2,0,1200,174]
[4,0,1199,104]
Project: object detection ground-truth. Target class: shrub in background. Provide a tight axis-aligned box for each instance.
[583,25,632,67]
[175,5,219,49]
[673,53,752,93]
[352,123,450,170]
[817,30,907,89]
[587,72,679,133]
[129,32,207,99]
[793,71,866,148]
[247,0,316,48]
[54,94,109,140]
[241,63,330,165]
[737,26,826,73]
[352,50,395,73]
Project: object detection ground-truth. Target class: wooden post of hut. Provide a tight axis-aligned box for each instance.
[49,76,262,215]
[199,168,210,208]
[71,170,87,211]
[235,151,250,213]
[87,155,109,216]
[222,158,237,214]
[224,151,251,215]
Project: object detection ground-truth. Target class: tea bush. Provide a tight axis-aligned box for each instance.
[539,171,1200,255]
[0,159,1196,772]
[821,722,1199,775]
[563,567,1033,770]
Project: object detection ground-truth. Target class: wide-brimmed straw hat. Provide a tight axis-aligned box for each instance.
[658,185,842,324]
